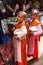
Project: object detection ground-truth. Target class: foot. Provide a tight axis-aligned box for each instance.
[27,56,33,61]
[29,57,39,62]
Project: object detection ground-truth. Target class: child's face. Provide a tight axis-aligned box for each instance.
[30,12,37,20]
[17,13,25,23]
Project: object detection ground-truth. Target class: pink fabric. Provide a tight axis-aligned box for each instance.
[28,24,42,55]
[28,35,39,54]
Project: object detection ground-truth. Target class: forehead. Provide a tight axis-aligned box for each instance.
[17,13,24,18]
[31,12,37,15]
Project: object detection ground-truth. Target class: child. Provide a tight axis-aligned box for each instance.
[13,11,27,65]
[27,9,42,61]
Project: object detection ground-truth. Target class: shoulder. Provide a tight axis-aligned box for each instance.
[35,19,40,23]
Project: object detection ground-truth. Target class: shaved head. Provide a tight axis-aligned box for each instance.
[18,11,27,18]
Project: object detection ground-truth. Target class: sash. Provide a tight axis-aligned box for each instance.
[15,21,26,29]
[30,19,39,27]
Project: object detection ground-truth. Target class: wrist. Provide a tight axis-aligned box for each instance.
[11,9,14,13]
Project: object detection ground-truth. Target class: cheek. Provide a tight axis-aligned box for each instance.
[17,18,21,22]
[31,16,35,18]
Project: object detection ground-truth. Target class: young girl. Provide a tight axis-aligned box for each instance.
[27,9,42,61]
[13,11,27,65]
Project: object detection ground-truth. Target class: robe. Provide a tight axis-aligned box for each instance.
[27,19,42,58]
[13,21,27,65]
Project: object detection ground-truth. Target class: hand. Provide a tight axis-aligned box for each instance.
[14,35,17,38]
[23,5,26,11]
[29,31,34,36]
[13,4,19,15]
[15,4,19,11]
[14,35,20,40]
[13,11,15,15]
[12,27,15,31]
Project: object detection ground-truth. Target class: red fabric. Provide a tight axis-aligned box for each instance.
[13,21,27,65]
[27,54,33,58]
[14,62,17,65]
[21,39,27,65]
[0,57,4,65]
[0,41,13,62]
[14,62,23,65]
[14,39,27,65]
[33,38,38,58]
[2,43,13,61]
[39,35,40,41]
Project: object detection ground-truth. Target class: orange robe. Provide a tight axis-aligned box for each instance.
[13,21,27,65]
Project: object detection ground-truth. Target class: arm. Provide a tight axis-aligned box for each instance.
[2,0,14,13]
[5,4,14,13]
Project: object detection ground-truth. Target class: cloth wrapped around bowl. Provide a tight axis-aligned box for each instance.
[14,29,22,35]
[29,26,39,32]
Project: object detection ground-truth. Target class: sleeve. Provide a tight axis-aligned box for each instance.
[17,25,27,39]
[34,24,42,35]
